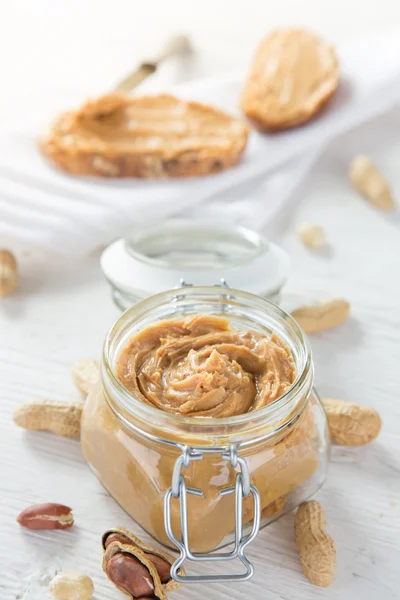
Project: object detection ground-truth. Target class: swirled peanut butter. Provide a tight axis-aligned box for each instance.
[116,315,296,417]
[81,314,323,552]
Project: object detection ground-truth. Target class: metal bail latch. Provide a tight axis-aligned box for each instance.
[164,445,261,583]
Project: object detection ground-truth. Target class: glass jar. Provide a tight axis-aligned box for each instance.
[100,220,290,310]
[81,286,329,573]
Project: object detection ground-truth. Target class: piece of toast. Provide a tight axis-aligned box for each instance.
[39,93,249,178]
[240,29,339,131]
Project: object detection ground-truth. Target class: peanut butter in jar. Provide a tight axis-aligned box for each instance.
[81,287,329,552]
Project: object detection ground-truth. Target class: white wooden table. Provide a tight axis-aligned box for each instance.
[1,2,400,599]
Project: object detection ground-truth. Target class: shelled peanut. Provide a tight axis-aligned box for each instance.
[17,503,74,530]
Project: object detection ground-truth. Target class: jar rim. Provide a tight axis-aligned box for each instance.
[100,220,291,303]
[124,220,268,271]
[101,286,313,444]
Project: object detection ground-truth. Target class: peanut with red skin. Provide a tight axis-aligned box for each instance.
[102,528,183,595]
[17,503,74,530]
[104,533,170,583]
[106,553,157,598]
[146,555,170,584]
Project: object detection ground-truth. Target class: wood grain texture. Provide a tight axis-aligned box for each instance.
[2,125,400,599]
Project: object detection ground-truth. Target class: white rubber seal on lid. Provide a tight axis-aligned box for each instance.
[101,220,290,300]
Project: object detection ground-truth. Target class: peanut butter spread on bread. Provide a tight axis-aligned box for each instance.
[116,315,296,417]
[241,29,339,131]
[40,93,249,178]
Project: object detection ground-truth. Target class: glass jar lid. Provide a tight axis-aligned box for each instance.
[101,220,290,302]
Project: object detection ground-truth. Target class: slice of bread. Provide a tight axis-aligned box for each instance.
[39,93,249,178]
[241,29,339,131]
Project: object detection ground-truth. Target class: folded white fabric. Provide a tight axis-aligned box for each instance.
[0,26,400,255]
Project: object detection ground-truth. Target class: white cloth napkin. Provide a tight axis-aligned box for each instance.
[1,27,400,256]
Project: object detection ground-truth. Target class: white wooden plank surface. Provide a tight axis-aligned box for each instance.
[1,2,400,598]
[2,109,400,599]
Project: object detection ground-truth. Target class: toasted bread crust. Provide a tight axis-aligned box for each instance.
[241,29,339,131]
[39,93,248,178]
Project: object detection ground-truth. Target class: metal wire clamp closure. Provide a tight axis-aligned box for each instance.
[164,445,261,583]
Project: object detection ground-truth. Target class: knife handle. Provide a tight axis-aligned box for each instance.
[114,35,191,93]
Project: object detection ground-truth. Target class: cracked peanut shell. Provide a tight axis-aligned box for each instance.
[102,527,183,592]
[103,541,169,600]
